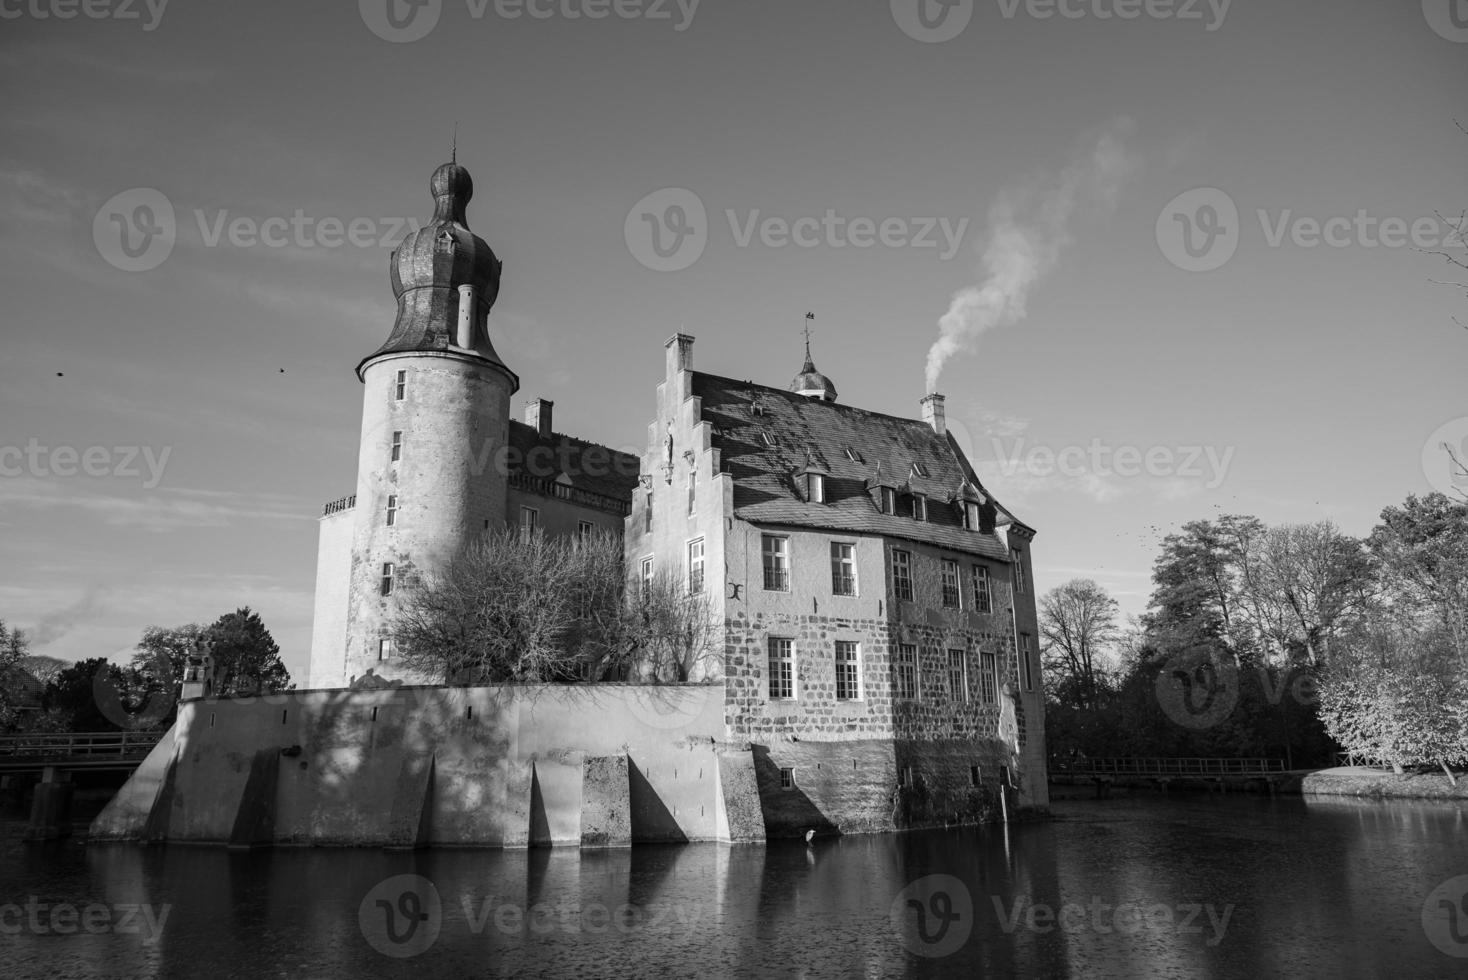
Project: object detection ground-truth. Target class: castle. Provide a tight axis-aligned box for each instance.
[94,160,1048,846]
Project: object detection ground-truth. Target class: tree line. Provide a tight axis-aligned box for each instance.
[1040,492,1468,777]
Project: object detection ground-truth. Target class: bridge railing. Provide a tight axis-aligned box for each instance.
[1050,757,1287,777]
[0,731,163,759]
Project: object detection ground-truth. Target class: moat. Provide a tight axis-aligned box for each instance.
[3,794,1466,979]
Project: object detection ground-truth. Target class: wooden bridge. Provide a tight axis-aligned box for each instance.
[0,731,164,773]
[1049,757,1291,797]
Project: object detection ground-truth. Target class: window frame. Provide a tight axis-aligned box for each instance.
[912,494,927,522]
[378,637,392,661]
[688,537,706,594]
[394,370,406,400]
[892,549,914,602]
[380,562,395,597]
[385,494,398,527]
[1011,547,1026,595]
[830,541,857,596]
[940,559,961,608]
[835,640,862,701]
[895,643,919,701]
[639,556,654,598]
[767,636,796,701]
[1020,634,1034,692]
[519,506,539,543]
[979,650,998,703]
[879,486,897,514]
[972,564,993,613]
[947,648,968,702]
[390,430,403,462]
[762,534,791,592]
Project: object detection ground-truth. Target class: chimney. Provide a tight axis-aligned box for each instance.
[524,398,553,438]
[921,393,946,436]
[665,333,694,378]
[456,284,476,349]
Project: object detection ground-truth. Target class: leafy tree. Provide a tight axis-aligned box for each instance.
[1367,493,1468,667]
[22,655,68,687]
[0,619,33,731]
[42,657,125,731]
[1144,515,1260,653]
[1039,578,1118,711]
[205,608,290,696]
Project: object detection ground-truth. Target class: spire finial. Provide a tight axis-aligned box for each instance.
[803,311,814,362]
[451,122,457,164]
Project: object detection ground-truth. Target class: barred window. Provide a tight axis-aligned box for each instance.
[768,638,795,700]
[896,644,918,701]
[831,542,857,596]
[835,641,861,701]
[941,559,961,608]
[762,535,790,591]
[892,550,913,602]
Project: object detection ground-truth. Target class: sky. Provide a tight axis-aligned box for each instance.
[0,0,1464,684]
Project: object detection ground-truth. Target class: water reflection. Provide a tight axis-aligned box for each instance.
[3,794,1466,978]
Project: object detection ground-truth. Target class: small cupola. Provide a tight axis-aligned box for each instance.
[789,313,837,401]
[793,446,830,503]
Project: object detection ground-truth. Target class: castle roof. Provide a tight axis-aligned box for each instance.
[506,420,640,509]
[692,372,1026,559]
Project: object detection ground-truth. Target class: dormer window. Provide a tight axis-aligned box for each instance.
[912,494,927,521]
[806,472,825,503]
[963,500,981,530]
[879,486,897,514]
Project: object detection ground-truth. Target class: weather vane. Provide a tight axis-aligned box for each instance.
[451,121,457,164]
[803,311,815,360]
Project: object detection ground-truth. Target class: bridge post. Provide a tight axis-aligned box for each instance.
[25,766,74,841]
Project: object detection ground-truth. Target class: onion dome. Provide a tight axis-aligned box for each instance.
[789,348,838,402]
[357,161,514,386]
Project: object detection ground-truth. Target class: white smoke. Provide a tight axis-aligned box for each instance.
[925,120,1140,394]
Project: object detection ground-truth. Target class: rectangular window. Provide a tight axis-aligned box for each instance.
[645,491,653,532]
[835,640,862,701]
[941,559,961,608]
[912,494,927,522]
[762,534,790,591]
[1011,548,1026,595]
[947,649,968,701]
[972,565,993,613]
[830,542,857,596]
[1020,634,1034,692]
[577,520,595,542]
[768,637,795,700]
[879,486,897,514]
[390,431,403,462]
[779,767,796,790]
[385,494,398,527]
[394,370,406,400]
[380,562,394,597]
[688,538,705,594]
[640,556,654,598]
[688,471,696,514]
[806,472,825,503]
[519,506,539,543]
[970,765,981,787]
[980,651,998,703]
[892,550,913,602]
[963,501,980,530]
[378,638,392,661]
[896,644,918,701]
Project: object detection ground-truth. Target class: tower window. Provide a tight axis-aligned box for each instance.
[394,370,406,400]
[380,563,395,596]
[1020,634,1034,692]
[687,538,705,594]
[645,491,653,532]
[390,431,403,462]
[1011,548,1026,594]
[378,638,392,661]
[385,494,398,527]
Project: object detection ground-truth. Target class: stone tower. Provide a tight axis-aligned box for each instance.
[343,160,519,683]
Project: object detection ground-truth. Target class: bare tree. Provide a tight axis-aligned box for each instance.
[632,570,721,683]
[1233,521,1375,665]
[1417,120,1468,329]
[1039,578,1118,710]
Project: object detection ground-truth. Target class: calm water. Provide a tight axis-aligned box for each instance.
[3,794,1466,979]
